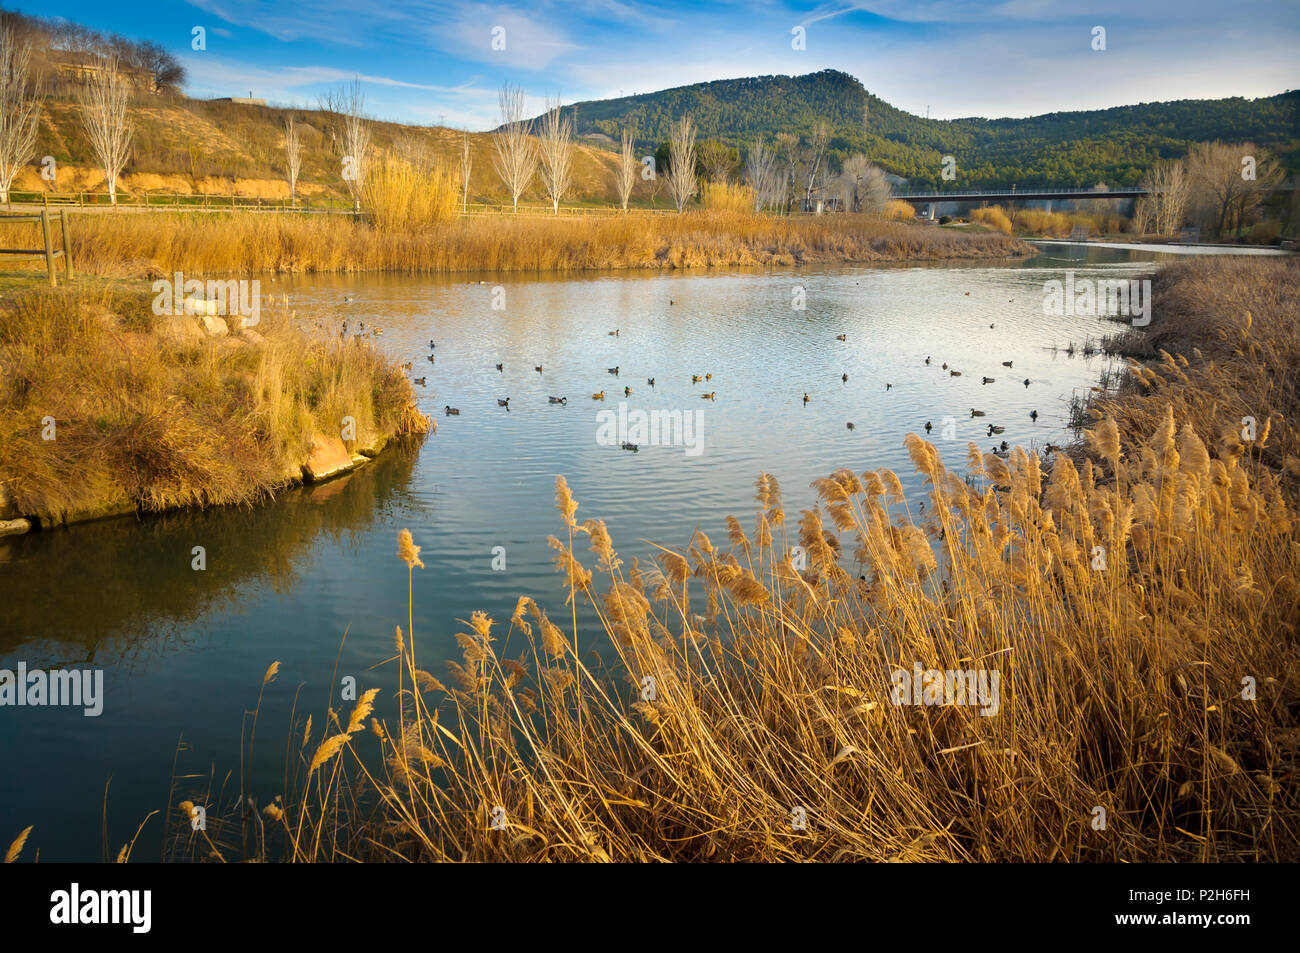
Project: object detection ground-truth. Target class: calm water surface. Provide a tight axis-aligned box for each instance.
[0,243,1204,859]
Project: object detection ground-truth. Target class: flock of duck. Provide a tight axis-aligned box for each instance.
[404,321,1043,458]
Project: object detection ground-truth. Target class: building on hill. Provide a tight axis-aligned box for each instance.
[48,50,157,93]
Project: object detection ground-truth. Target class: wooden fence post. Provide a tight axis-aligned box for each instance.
[59,211,73,279]
[40,209,56,287]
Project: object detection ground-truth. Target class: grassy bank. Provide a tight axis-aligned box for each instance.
[51,210,1034,277]
[114,257,1297,864]
[0,286,430,527]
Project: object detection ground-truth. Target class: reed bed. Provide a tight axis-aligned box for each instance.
[61,210,1033,277]
[0,287,429,520]
[153,257,1299,864]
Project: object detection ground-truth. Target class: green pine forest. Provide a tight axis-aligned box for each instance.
[555,69,1299,190]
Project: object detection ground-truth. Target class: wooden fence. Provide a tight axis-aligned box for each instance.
[0,209,73,286]
[6,190,681,217]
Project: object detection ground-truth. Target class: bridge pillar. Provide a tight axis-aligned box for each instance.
[1044,200,1051,214]
[927,202,936,220]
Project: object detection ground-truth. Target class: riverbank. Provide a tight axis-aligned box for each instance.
[0,286,430,535]
[134,256,1299,863]
[51,210,1034,277]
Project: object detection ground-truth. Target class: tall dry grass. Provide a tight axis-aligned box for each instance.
[970,206,1013,234]
[363,154,460,231]
[61,210,1033,278]
[161,257,1300,863]
[700,182,755,214]
[0,287,430,520]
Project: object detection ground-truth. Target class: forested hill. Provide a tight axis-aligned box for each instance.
[553,69,1299,189]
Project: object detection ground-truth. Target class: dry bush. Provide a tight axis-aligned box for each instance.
[970,206,1013,234]
[700,182,755,214]
[0,287,429,519]
[883,199,916,221]
[364,153,459,231]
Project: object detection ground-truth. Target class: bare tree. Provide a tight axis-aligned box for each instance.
[1137,158,1191,237]
[460,131,472,214]
[615,125,637,212]
[1187,141,1283,238]
[283,116,302,205]
[746,138,780,212]
[857,162,891,214]
[492,82,536,212]
[78,51,132,205]
[0,26,39,203]
[666,114,697,213]
[537,96,574,214]
[336,78,370,212]
[775,132,799,214]
[840,153,869,212]
[697,139,736,183]
[803,120,831,211]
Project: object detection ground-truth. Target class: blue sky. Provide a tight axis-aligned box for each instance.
[20,1,1300,128]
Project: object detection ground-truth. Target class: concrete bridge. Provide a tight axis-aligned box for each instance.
[894,186,1146,218]
[895,183,1294,218]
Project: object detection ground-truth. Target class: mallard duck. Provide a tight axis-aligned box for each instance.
[802,393,810,403]
[621,442,638,452]
[548,396,567,404]
[535,365,543,373]
[592,391,605,400]
[608,329,619,336]
[1023,378,1031,387]
[624,386,631,396]
[647,377,655,386]
[846,422,855,430]
[692,374,703,383]
[705,373,712,381]
[885,383,892,390]
[970,408,986,417]
[702,392,716,400]
[608,366,620,376]
[497,398,510,408]
[1001,360,1013,368]
[412,376,426,386]
[495,362,503,371]
[924,356,931,365]
[988,424,1005,435]
[842,373,848,382]
[982,376,995,384]
[1029,409,1038,421]
[444,405,459,415]
[949,370,962,377]
[924,421,933,433]
[835,334,846,341]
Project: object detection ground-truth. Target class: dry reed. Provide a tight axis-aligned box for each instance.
[159,257,1300,863]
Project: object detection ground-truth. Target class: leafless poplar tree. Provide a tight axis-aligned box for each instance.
[615,126,637,212]
[284,116,302,204]
[1138,158,1191,236]
[0,26,40,204]
[746,138,780,212]
[78,51,132,205]
[492,82,536,212]
[666,114,697,213]
[803,120,831,210]
[537,96,574,214]
[460,131,472,214]
[336,78,370,212]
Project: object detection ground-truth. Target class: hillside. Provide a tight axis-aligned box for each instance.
[552,69,1300,189]
[19,96,625,205]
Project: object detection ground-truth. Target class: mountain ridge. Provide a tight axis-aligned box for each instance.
[542,69,1299,189]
